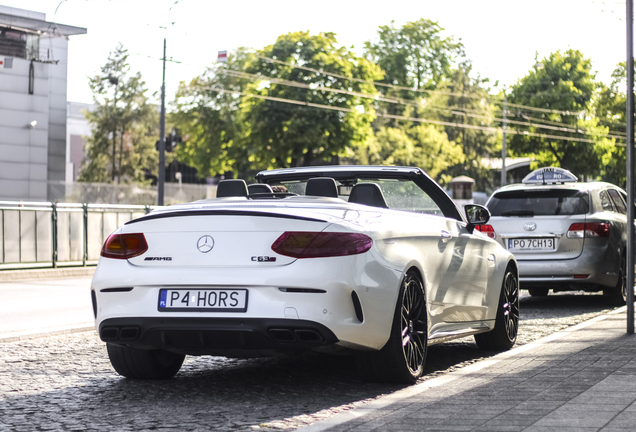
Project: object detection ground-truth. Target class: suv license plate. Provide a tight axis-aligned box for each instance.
[508,238,555,252]
[158,289,248,312]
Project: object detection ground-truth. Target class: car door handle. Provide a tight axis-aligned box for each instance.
[441,230,452,242]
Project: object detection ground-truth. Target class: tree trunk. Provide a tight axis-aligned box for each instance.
[118,123,125,184]
[111,129,117,181]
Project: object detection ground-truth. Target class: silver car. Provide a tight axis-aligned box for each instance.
[480,167,628,302]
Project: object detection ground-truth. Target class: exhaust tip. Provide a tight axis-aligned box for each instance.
[100,327,118,340]
[119,327,139,340]
[269,328,295,342]
[294,329,322,342]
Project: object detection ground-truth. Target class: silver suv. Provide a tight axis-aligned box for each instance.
[480,167,628,302]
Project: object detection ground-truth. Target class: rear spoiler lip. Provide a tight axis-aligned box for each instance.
[126,209,327,225]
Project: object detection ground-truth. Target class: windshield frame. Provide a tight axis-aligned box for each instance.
[255,166,464,221]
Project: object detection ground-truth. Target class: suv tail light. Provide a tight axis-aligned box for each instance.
[474,224,496,239]
[101,233,149,259]
[566,222,610,238]
[271,232,373,258]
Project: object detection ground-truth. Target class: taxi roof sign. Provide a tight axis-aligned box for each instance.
[522,167,578,184]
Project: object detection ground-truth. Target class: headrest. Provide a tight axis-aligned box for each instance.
[248,184,273,195]
[305,177,339,198]
[348,183,389,208]
[216,179,248,197]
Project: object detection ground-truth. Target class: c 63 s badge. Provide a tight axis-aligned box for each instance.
[252,256,277,262]
[144,257,172,261]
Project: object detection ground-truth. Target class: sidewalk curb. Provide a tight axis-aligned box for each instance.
[0,323,95,343]
[298,306,628,432]
[0,267,96,282]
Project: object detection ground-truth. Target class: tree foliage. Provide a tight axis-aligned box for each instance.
[357,121,464,183]
[167,26,626,191]
[171,48,252,179]
[418,65,497,189]
[80,44,157,183]
[364,19,465,91]
[350,19,477,186]
[594,61,633,186]
[240,31,383,168]
[507,49,613,179]
[364,18,466,125]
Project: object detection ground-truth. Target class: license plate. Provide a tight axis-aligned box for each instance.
[508,238,555,252]
[158,289,248,312]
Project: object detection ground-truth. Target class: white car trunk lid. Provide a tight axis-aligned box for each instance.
[124,212,330,267]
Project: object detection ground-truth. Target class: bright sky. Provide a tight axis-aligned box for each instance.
[3,0,629,105]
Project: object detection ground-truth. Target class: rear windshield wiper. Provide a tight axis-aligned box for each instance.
[500,210,535,217]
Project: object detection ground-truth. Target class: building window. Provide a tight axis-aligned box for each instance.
[0,26,40,60]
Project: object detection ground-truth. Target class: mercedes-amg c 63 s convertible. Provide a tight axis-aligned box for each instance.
[92,165,519,383]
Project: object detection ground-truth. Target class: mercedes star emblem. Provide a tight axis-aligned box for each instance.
[197,235,215,253]
[523,222,537,231]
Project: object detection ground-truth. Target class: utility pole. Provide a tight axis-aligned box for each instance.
[626,0,634,334]
[501,90,507,188]
[158,38,166,206]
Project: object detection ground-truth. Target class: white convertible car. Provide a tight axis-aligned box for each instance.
[91,166,519,383]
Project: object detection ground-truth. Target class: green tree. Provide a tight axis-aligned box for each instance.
[357,121,464,184]
[507,49,613,179]
[364,19,465,91]
[594,61,632,186]
[418,65,498,190]
[171,48,252,179]
[80,44,157,183]
[358,19,478,187]
[240,31,384,168]
[364,18,466,125]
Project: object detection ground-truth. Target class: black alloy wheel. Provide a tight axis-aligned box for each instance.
[475,266,519,351]
[356,271,428,383]
[400,272,427,378]
[620,255,628,303]
[605,254,628,304]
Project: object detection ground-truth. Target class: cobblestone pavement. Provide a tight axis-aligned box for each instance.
[0,292,621,432]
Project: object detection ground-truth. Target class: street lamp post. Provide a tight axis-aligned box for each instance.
[501,90,507,188]
[158,38,167,206]
[627,0,634,334]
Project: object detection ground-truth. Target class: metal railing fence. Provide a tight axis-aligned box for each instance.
[0,201,154,270]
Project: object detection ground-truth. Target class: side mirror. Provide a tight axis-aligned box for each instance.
[465,204,491,225]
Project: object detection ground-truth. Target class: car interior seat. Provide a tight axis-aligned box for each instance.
[348,183,389,208]
[216,179,249,197]
[305,177,339,198]
[248,184,273,195]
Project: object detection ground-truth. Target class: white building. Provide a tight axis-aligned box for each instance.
[66,101,94,183]
[0,5,86,201]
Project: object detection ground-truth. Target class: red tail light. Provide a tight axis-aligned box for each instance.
[474,224,496,239]
[566,222,610,238]
[101,233,149,259]
[271,232,373,258]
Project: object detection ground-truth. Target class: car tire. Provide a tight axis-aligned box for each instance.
[107,343,185,379]
[474,266,519,351]
[356,270,427,384]
[604,254,627,304]
[528,287,549,297]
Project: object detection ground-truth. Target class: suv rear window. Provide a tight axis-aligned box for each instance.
[488,189,589,216]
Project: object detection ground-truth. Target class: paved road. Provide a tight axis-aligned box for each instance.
[0,277,94,335]
[0,290,622,431]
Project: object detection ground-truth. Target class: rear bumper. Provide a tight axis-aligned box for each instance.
[92,254,403,351]
[518,251,618,288]
[99,317,339,356]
